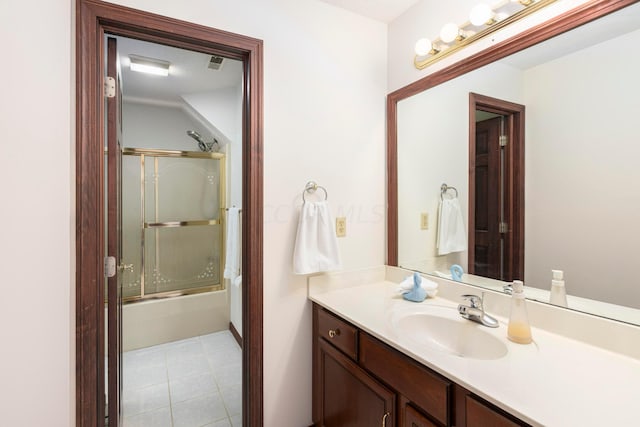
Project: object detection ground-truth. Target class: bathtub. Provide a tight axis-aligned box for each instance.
[121,289,230,351]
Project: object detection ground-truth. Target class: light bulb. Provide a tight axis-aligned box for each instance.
[440,23,460,43]
[469,3,494,26]
[414,38,433,56]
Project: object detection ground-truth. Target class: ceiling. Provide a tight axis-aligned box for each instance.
[115,36,243,104]
[114,1,417,103]
[317,0,418,23]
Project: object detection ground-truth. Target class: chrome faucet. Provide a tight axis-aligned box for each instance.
[458,294,499,328]
[503,283,514,295]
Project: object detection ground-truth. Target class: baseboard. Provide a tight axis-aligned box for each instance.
[229,321,242,349]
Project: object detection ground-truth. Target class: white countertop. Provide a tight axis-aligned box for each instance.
[309,271,640,427]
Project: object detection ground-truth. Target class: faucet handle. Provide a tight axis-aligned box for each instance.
[461,294,482,308]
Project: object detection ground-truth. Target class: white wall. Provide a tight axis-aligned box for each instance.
[0,0,386,426]
[523,29,640,307]
[388,0,593,91]
[111,3,387,426]
[123,102,208,151]
[0,1,74,426]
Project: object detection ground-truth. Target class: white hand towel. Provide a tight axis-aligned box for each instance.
[396,274,439,297]
[436,197,467,255]
[293,201,341,275]
[224,207,241,280]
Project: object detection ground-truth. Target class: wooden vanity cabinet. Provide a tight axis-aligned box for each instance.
[312,303,530,427]
[313,306,395,426]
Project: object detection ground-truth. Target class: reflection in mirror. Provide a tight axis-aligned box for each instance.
[392,1,640,325]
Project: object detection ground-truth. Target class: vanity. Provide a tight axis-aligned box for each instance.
[308,266,640,427]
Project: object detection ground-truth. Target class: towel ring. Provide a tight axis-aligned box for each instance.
[440,183,459,200]
[303,181,328,203]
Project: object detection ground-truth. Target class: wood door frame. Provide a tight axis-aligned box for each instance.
[468,93,525,281]
[75,1,263,426]
[386,0,637,266]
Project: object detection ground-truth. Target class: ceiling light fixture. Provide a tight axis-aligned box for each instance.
[413,0,557,70]
[129,55,171,76]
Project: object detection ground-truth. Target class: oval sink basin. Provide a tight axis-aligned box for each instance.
[391,307,508,360]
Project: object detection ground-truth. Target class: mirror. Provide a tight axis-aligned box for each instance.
[388,0,640,326]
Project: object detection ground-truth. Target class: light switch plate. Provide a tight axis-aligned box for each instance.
[420,212,429,230]
[336,217,346,237]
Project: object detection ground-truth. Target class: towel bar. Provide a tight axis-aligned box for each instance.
[303,181,328,203]
[441,183,459,200]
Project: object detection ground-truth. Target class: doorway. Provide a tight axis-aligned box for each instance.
[110,34,244,426]
[468,92,524,282]
[76,1,263,426]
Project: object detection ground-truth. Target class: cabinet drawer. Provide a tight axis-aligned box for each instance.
[360,333,451,426]
[316,307,358,360]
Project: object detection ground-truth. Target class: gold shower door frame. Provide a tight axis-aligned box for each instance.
[123,147,226,303]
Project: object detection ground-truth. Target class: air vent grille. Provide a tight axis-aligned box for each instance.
[208,55,224,70]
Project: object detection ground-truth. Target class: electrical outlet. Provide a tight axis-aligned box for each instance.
[336,217,346,237]
[420,212,429,230]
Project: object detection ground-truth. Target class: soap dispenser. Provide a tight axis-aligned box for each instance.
[549,269,568,307]
[507,280,532,344]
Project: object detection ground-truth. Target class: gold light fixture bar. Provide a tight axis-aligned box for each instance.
[414,0,557,70]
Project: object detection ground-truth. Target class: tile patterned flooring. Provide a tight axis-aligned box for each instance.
[122,330,242,427]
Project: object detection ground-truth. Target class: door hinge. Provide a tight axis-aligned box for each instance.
[104,76,116,98]
[499,222,508,234]
[499,135,508,147]
[105,256,116,278]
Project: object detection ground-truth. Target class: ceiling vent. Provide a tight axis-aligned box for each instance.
[208,55,225,71]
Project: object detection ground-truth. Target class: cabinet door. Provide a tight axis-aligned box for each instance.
[316,338,395,427]
[466,395,523,427]
[403,402,438,427]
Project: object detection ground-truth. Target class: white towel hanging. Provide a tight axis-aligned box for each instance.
[224,207,241,280]
[436,198,467,255]
[293,200,341,274]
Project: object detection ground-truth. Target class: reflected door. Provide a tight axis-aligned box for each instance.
[473,116,502,279]
[469,93,525,283]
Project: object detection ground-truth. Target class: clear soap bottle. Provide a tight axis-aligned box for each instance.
[507,280,532,344]
[549,269,568,307]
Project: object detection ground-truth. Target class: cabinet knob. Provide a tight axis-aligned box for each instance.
[382,412,390,427]
[328,328,340,338]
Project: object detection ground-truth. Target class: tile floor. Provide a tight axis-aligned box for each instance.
[122,330,242,427]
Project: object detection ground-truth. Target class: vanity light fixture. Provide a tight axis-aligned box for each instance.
[469,3,496,26]
[414,0,557,70]
[440,23,465,43]
[129,54,171,76]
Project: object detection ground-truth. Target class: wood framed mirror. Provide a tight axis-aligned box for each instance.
[387,0,640,325]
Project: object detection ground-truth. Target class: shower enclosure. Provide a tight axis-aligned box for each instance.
[121,147,226,302]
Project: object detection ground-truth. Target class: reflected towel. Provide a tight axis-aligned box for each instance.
[223,207,241,280]
[293,201,341,274]
[436,198,467,255]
